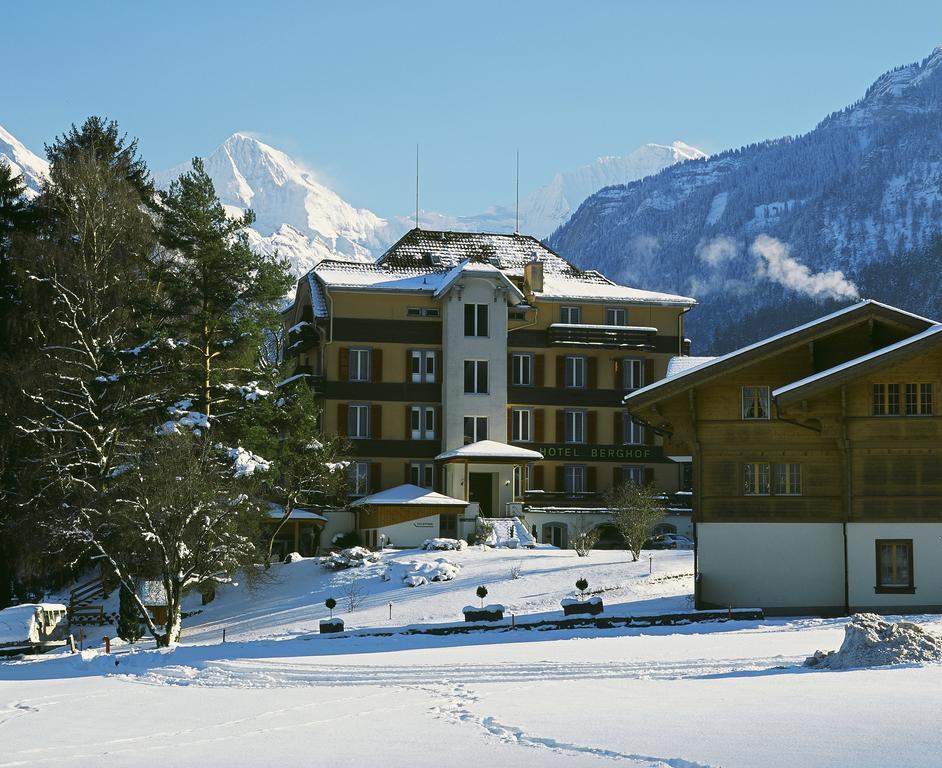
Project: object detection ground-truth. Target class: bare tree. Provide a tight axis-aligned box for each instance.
[572,527,600,557]
[605,481,665,562]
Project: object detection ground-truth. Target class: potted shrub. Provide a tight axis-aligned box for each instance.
[320,597,344,633]
[463,585,504,622]
[561,578,603,616]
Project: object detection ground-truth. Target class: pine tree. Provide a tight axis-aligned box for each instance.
[154,158,292,429]
[116,582,143,643]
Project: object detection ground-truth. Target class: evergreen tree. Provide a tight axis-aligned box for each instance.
[154,158,291,429]
[116,582,143,643]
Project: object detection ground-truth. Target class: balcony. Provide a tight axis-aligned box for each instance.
[285,322,320,356]
[547,323,658,349]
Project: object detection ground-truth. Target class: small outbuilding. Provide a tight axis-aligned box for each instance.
[350,484,469,548]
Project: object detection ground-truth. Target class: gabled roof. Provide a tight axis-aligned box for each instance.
[349,484,467,507]
[431,260,525,302]
[435,440,544,463]
[666,356,716,377]
[774,323,942,406]
[625,300,937,410]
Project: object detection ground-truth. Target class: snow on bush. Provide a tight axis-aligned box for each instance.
[386,557,462,587]
[422,538,467,551]
[805,613,942,669]
[221,381,271,402]
[284,552,303,563]
[560,596,603,607]
[322,547,380,570]
[226,446,271,477]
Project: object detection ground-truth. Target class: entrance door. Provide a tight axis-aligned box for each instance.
[469,473,494,517]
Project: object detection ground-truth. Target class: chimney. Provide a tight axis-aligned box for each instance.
[524,257,543,294]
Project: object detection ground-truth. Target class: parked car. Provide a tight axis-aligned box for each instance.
[643,534,694,550]
[0,603,69,655]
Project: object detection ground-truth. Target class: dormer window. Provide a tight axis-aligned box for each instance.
[606,307,628,326]
[741,386,770,420]
[560,306,581,324]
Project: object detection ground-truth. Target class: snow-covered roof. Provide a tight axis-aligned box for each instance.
[436,440,545,462]
[349,484,468,507]
[666,356,715,378]
[432,260,524,301]
[773,323,942,402]
[267,506,328,522]
[0,604,66,644]
[306,271,328,319]
[535,271,696,307]
[626,300,938,408]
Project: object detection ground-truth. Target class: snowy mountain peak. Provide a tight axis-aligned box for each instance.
[0,124,49,197]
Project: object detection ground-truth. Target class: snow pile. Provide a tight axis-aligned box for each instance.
[0,605,52,644]
[401,558,461,587]
[805,613,942,670]
[422,538,467,551]
[283,552,303,564]
[561,596,603,607]
[226,446,271,478]
[322,547,380,570]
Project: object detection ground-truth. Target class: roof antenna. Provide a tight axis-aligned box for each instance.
[515,149,520,235]
[415,143,420,230]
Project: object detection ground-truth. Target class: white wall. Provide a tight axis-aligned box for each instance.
[442,276,509,451]
[697,523,845,611]
[367,513,441,549]
[320,510,356,550]
[847,523,942,610]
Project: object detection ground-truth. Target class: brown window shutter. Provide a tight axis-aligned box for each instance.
[370,462,382,493]
[645,423,655,446]
[404,462,411,484]
[555,409,565,441]
[535,354,545,386]
[587,411,598,444]
[556,355,565,386]
[614,359,623,389]
[644,467,655,485]
[555,465,565,492]
[405,349,413,384]
[532,465,544,490]
[405,405,412,439]
[372,349,383,383]
[587,357,598,389]
[644,358,655,387]
[613,467,622,487]
[534,409,545,442]
[339,347,349,381]
[587,466,597,492]
[338,403,348,436]
[614,411,623,444]
[371,404,382,439]
[507,408,514,441]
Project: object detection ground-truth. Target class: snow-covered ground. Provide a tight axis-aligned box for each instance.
[2,547,941,767]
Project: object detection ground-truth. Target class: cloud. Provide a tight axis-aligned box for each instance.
[750,234,859,301]
[696,236,739,266]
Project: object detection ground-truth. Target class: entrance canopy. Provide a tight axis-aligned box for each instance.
[435,440,544,464]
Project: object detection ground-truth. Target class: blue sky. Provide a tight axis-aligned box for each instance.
[5,1,942,217]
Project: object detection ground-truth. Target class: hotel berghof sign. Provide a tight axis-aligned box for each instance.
[529,444,667,462]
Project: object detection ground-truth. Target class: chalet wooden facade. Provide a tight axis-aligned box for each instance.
[625,300,942,614]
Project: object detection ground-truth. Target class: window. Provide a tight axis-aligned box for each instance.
[410,462,434,489]
[348,404,370,439]
[876,540,914,592]
[464,360,488,394]
[564,464,586,496]
[410,406,436,440]
[407,307,421,317]
[423,308,439,317]
[623,465,645,485]
[511,353,533,386]
[743,462,770,495]
[464,416,488,444]
[411,350,436,383]
[565,356,586,388]
[773,463,802,495]
[349,348,370,382]
[623,414,645,445]
[606,307,628,326]
[565,409,586,444]
[509,307,527,321]
[464,303,488,337]
[349,462,369,497]
[512,408,532,442]
[741,386,771,420]
[744,462,801,495]
[623,358,644,390]
[560,306,581,324]
[872,383,901,416]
